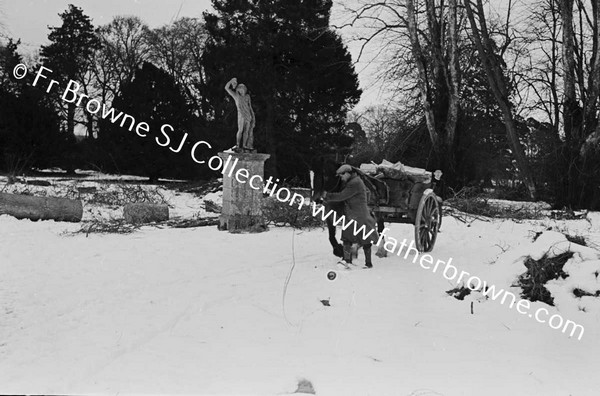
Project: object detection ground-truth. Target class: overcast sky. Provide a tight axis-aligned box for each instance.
[1,0,211,48]
[1,0,515,110]
[1,0,389,109]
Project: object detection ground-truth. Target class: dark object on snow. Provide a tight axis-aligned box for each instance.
[123,203,169,224]
[295,378,316,394]
[447,286,471,300]
[518,252,572,305]
[320,299,330,306]
[0,192,83,222]
[565,234,587,246]
[573,288,600,298]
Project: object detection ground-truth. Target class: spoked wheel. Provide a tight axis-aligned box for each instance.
[414,189,441,253]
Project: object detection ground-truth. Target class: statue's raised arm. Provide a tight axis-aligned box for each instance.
[225,77,238,99]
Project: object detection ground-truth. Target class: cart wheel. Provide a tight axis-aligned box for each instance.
[414,189,441,252]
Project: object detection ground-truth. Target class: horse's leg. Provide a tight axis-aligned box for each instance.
[363,243,373,268]
[343,240,353,262]
[327,217,343,257]
[375,215,388,257]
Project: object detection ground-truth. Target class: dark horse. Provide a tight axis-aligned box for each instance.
[310,156,387,258]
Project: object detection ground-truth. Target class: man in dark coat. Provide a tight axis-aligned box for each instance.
[324,164,378,268]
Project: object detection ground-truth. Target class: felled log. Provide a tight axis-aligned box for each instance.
[0,192,83,222]
[123,203,169,224]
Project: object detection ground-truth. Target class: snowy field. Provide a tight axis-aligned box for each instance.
[1,172,600,395]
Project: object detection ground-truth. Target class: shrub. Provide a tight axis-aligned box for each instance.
[445,187,544,220]
[491,184,530,201]
[262,196,323,229]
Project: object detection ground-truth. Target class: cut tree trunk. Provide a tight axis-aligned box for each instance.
[0,192,83,222]
[123,203,169,224]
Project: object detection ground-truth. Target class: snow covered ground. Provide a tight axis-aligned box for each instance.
[1,172,600,395]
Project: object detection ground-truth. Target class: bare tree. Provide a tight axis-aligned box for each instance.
[75,16,150,139]
[93,16,150,106]
[340,0,462,182]
[518,0,563,132]
[559,0,600,208]
[581,0,600,151]
[464,0,537,199]
[145,17,207,112]
[350,106,404,158]
[562,0,579,142]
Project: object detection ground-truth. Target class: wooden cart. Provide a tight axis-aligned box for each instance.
[355,166,443,253]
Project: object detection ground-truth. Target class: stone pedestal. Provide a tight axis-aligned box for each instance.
[218,151,271,233]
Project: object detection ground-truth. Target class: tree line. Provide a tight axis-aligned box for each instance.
[342,0,600,209]
[0,0,360,182]
[1,0,599,210]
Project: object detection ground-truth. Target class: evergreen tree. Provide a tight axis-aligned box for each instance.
[97,62,206,181]
[201,0,361,181]
[0,40,63,173]
[0,39,21,93]
[40,4,100,138]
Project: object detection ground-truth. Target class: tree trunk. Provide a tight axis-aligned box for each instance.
[582,0,600,151]
[442,0,460,184]
[464,0,537,199]
[264,96,277,177]
[445,0,460,148]
[559,0,583,208]
[406,0,439,149]
[65,102,77,174]
[67,102,75,136]
[562,0,580,143]
[551,0,561,133]
[0,192,83,222]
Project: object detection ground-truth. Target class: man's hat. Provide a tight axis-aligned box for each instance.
[336,164,353,175]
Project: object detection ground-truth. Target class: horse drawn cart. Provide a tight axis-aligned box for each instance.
[352,161,443,253]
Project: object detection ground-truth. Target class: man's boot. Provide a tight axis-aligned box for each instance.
[336,241,353,269]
